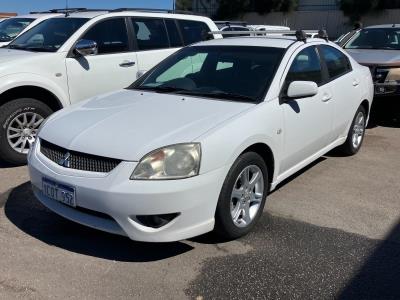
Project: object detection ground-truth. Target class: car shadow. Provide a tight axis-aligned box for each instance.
[339,219,400,299]
[0,159,20,169]
[3,182,194,262]
[368,97,400,129]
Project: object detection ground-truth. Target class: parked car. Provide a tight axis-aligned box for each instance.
[28,32,373,242]
[215,21,251,37]
[248,25,290,31]
[0,13,61,47]
[342,24,400,96]
[0,8,221,164]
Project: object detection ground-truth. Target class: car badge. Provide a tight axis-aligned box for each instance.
[58,152,71,168]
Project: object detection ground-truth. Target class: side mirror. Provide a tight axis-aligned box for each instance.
[286,81,318,99]
[74,39,98,56]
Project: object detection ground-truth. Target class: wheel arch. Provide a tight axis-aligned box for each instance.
[360,99,370,117]
[0,85,64,112]
[240,143,275,185]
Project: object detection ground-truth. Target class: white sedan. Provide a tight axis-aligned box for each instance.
[28,33,373,242]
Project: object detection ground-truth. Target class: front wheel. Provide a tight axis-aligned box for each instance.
[0,98,53,165]
[339,105,367,156]
[214,152,269,240]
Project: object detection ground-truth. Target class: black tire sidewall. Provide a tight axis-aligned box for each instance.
[0,98,53,165]
[215,151,269,239]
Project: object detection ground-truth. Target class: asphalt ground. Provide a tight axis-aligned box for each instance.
[0,99,399,299]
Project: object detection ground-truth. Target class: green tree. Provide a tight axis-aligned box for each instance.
[340,0,400,20]
[175,0,193,11]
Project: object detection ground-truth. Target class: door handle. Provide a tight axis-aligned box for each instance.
[352,79,359,87]
[322,93,332,102]
[119,61,136,67]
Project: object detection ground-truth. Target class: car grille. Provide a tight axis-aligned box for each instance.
[40,139,121,173]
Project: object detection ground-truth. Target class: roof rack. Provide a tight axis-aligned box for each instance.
[209,29,328,42]
[110,8,203,16]
[30,8,109,14]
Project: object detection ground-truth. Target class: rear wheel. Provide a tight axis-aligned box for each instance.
[339,105,367,156]
[0,98,52,165]
[214,152,268,240]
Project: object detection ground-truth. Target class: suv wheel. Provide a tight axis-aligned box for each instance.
[339,105,367,156]
[214,152,268,240]
[0,98,53,165]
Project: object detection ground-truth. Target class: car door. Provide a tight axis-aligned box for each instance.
[65,17,138,103]
[318,44,361,138]
[132,17,182,77]
[280,45,334,173]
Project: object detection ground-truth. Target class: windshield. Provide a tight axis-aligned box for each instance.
[131,46,285,103]
[9,18,88,52]
[345,28,400,50]
[0,18,34,42]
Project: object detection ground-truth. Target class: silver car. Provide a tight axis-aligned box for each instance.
[343,24,400,96]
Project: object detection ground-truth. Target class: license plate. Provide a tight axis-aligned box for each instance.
[42,178,76,207]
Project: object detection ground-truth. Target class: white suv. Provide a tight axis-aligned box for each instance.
[0,13,61,47]
[29,32,373,242]
[0,8,221,164]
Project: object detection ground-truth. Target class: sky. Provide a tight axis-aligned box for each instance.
[1,0,174,15]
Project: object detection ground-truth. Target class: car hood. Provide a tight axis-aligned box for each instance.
[40,89,254,161]
[346,49,400,66]
[0,48,47,64]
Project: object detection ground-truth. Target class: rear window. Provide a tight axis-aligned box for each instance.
[178,20,211,45]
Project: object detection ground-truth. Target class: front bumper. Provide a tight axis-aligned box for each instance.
[28,141,228,242]
[374,83,400,96]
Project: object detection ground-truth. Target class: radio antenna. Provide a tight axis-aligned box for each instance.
[65,0,70,17]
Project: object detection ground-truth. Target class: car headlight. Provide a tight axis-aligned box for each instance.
[131,143,201,180]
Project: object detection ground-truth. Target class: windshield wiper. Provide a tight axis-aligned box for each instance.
[138,86,190,94]
[8,45,53,52]
[179,90,256,102]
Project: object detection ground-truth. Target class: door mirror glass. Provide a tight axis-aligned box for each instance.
[74,39,98,56]
[287,81,318,99]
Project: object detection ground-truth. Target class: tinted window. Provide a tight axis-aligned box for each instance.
[178,20,211,45]
[345,28,400,50]
[319,45,351,79]
[83,18,128,54]
[9,18,88,52]
[286,47,323,85]
[133,46,285,102]
[0,18,33,42]
[132,18,169,51]
[165,19,183,48]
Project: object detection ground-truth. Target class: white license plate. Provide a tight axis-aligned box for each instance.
[42,178,76,207]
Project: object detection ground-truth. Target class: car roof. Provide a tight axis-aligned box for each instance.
[51,10,212,20]
[194,36,332,49]
[364,24,400,29]
[194,36,299,48]
[11,13,61,20]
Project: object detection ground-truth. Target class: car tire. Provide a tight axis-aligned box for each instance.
[339,105,367,156]
[214,151,269,240]
[0,98,53,165]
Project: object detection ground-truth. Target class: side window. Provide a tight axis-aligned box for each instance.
[178,20,212,45]
[319,45,351,79]
[165,19,183,48]
[132,18,169,51]
[286,46,323,85]
[82,18,128,54]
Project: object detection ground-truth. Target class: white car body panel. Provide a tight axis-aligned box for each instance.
[29,37,373,242]
[0,12,221,107]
